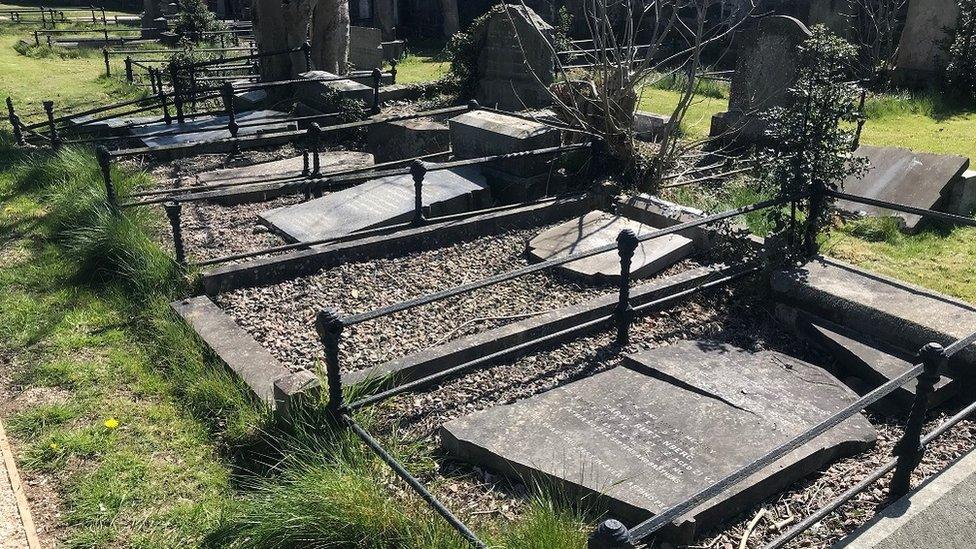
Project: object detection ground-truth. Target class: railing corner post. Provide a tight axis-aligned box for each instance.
[889,342,945,499]
[371,68,383,115]
[315,308,345,417]
[411,160,428,225]
[467,99,480,111]
[42,100,59,148]
[588,519,633,549]
[308,123,322,176]
[5,97,25,147]
[164,200,187,266]
[614,229,638,345]
[124,55,133,83]
[102,47,110,76]
[96,146,117,208]
[302,40,312,71]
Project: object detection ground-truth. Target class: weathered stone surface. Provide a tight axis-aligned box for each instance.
[449,110,561,177]
[310,0,351,74]
[807,0,855,38]
[259,166,490,243]
[474,6,555,110]
[129,110,294,149]
[527,210,694,283]
[203,194,599,295]
[252,0,312,82]
[836,145,970,230]
[894,0,961,86]
[710,15,811,145]
[142,0,163,39]
[836,446,976,548]
[441,341,876,539]
[777,305,957,417]
[634,111,671,142]
[297,70,373,112]
[171,296,291,405]
[349,25,383,70]
[771,257,976,378]
[366,118,450,163]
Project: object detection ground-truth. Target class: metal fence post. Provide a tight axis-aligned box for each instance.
[39,7,45,29]
[170,61,185,124]
[889,342,945,499]
[371,68,382,115]
[804,179,825,258]
[411,160,427,225]
[221,82,239,152]
[159,86,172,125]
[316,308,345,417]
[308,123,322,176]
[96,146,117,208]
[42,100,59,148]
[614,229,638,345]
[390,58,398,84]
[124,56,133,82]
[588,519,633,549]
[102,47,111,76]
[5,97,25,146]
[164,201,187,266]
[302,40,312,71]
[34,30,39,46]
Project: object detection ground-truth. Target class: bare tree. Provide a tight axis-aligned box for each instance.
[854,0,908,83]
[509,0,755,189]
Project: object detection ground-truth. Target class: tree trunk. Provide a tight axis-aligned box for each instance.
[440,0,459,38]
[310,0,350,74]
[252,0,312,82]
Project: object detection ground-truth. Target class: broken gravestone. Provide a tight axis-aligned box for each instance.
[893,0,961,86]
[441,340,876,542]
[710,15,812,145]
[526,211,694,283]
[259,166,490,243]
[835,145,970,231]
[474,5,555,110]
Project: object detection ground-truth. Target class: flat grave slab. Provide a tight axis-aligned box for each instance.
[66,113,159,136]
[441,341,876,540]
[190,151,373,188]
[259,166,490,243]
[526,210,693,283]
[837,145,970,230]
[129,109,294,149]
[298,70,374,112]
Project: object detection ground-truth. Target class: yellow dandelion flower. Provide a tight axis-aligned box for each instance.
[103,418,119,430]
[49,442,59,451]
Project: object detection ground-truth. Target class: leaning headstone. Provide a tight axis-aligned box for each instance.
[526,211,694,283]
[367,118,450,163]
[835,145,970,231]
[710,15,812,145]
[259,166,490,243]
[441,341,876,542]
[474,5,555,110]
[349,26,384,70]
[893,0,961,86]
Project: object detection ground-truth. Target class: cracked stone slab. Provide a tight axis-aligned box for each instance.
[526,210,694,283]
[440,340,876,542]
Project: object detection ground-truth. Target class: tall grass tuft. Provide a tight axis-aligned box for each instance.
[646,71,729,99]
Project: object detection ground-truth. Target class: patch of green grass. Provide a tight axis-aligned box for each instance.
[646,71,729,99]
[390,52,450,85]
[859,91,976,160]
[636,86,727,141]
[661,176,778,235]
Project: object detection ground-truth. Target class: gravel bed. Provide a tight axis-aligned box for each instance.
[215,223,701,374]
[180,195,299,261]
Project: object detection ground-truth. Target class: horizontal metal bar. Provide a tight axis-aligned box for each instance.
[345,263,760,412]
[234,72,394,92]
[944,329,976,358]
[627,361,924,541]
[429,142,591,171]
[828,190,976,228]
[342,194,802,327]
[765,395,976,549]
[344,415,487,548]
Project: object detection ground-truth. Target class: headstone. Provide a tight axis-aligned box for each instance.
[441,341,876,541]
[297,70,374,113]
[367,118,450,163]
[474,5,555,110]
[128,110,294,149]
[836,145,970,231]
[893,0,961,86]
[142,0,163,39]
[350,26,384,69]
[634,111,671,142]
[374,0,397,40]
[710,15,812,145]
[807,0,856,38]
[252,0,312,82]
[259,166,490,243]
[527,211,694,283]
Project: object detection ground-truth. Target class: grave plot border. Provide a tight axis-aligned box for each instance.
[304,188,976,548]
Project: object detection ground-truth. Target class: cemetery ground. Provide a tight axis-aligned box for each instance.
[3,11,976,549]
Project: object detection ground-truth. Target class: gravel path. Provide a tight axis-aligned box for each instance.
[215,224,703,374]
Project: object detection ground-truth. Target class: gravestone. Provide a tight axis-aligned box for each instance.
[474,6,555,110]
[350,26,384,69]
[526,211,694,283]
[259,166,490,243]
[367,118,450,163]
[450,109,562,200]
[893,0,961,86]
[835,145,970,231]
[634,111,671,142]
[807,0,855,38]
[142,0,163,39]
[252,0,313,82]
[310,0,351,74]
[441,341,876,541]
[128,110,294,149]
[710,15,811,145]
[297,70,374,113]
